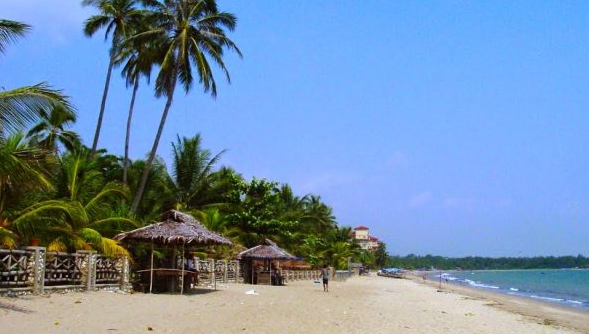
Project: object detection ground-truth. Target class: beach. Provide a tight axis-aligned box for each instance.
[1,275,587,334]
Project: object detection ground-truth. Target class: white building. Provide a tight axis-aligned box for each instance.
[350,226,382,251]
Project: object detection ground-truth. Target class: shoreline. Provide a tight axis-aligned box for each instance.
[407,273,589,334]
[418,269,589,311]
[1,275,587,334]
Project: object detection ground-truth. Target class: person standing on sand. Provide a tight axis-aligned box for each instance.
[321,265,330,292]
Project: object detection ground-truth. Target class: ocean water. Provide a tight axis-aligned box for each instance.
[431,269,589,310]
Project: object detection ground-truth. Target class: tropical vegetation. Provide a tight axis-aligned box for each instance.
[0,1,389,270]
[388,254,589,270]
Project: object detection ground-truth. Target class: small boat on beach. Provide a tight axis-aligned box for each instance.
[377,268,406,279]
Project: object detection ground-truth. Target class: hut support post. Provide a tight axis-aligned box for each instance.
[180,243,185,295]
[251,260,254,285]
[149,242,154,294]
[268,260,271,286]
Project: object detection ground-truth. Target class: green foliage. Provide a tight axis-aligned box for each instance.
[0,15,391,267]
[169,134,226,209]
[129,0,242,213]
[0,19,30,54]
[227,178,298,248]
[26,104,80,152]
[388,254,589,270]
[0,133,55,216]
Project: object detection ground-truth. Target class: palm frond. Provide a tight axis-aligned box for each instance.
[0,83,72,133]
[0,19,31,54]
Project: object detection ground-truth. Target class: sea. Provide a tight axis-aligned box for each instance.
[429,269,589,311]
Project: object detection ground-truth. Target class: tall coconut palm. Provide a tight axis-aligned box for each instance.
[0,19,72,134]
[26,104,81,153]
[82,0,145,156]
[130,0,242,214]
[117,31,162,184]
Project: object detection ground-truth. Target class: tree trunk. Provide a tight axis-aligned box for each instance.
[122,78,139,185]
[130,83,177,214]
[90,56,115,157]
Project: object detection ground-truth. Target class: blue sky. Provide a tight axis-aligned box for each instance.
[3,0,588,257]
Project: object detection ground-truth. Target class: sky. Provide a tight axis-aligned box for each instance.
[3,0,588,257]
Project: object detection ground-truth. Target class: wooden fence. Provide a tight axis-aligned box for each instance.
[2,247,333,294]
[281,270,321,283]
[0,247,129,294]
[195,259,241,285]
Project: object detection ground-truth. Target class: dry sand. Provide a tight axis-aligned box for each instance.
[0,275,587,334]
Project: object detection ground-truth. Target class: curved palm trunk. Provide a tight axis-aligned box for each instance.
[90,56,115,157]
[122,78,139,185]
[130,82,177,214]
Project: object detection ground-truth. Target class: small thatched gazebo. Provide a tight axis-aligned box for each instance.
[115,210,232,294]
[236,239,299,285]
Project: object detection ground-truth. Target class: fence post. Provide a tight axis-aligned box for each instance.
[24,246,46,294]
[235,261,240,283]
[119,255,130,291]
[223,260,228,283]
[210,259,215,286]
[78,250,97,291]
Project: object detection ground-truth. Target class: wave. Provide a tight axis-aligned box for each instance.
[464,279,499,289]
[530,295,564,302]
[509,287,519,291]
[565,300,584,305]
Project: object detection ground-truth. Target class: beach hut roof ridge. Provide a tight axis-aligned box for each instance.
[114,210,232,246]
[236,239,299,260]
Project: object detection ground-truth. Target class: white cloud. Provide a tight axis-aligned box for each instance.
[298,170,358,193]
[409,191,433,209]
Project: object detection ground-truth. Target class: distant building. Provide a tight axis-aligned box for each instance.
[350,226,382,251]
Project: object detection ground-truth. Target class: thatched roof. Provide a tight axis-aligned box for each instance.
[236,239,300,260]
[114,210,232,246]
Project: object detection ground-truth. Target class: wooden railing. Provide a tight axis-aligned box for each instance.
[195,259,241,285]
[0,249,32,289]
[280,270,321,283]
[0,247,129,295]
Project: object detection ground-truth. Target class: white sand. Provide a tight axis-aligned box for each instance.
[0,276,587,334]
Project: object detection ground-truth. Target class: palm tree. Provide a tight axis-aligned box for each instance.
[124,156,174,219]
[82,0,145,156]
[0,19,72,134]
[0,133,55,217]
[130,0,242,214]
[0,19,29,54]
[11,152,137,256]
[26,104,81,152]
[168,134,225,209]
[117,33,160,184]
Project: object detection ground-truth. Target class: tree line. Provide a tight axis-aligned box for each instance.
[387,254,589,270]
[0,1,389,270]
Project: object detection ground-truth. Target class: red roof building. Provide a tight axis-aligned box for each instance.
[351,226,382,251]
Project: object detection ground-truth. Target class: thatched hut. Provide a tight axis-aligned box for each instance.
[115,210,232,294]
[115,210,232,246]
[236,239,299,285]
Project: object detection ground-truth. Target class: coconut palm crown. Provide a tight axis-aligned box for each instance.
[82,0,146,156]
[130,0,242,213]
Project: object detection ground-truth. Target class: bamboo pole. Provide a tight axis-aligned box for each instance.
[149,242,154,294]
[180,243,185,295]
[251,260,254,285]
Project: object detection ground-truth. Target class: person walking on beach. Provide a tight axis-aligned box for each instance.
[321,265,330,292]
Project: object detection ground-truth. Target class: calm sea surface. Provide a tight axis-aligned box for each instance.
[431,269,589,310]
